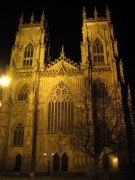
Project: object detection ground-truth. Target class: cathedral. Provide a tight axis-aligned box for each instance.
[0,3,134,177]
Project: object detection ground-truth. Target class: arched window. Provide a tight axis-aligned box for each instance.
[92,79,110,144]
[92,79,108,118]
[48,81,74,133]
[93,38,104,63]
[18,84,29,101]
[23,44,33,66]
[13,123,24,146]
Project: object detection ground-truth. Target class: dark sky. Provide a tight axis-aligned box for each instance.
[0,0,134,87]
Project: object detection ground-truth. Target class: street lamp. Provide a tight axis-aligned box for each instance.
[0,76,10,107]
[0,76,10,87]
[43,152,54,176]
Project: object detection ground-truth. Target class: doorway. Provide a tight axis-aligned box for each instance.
[14,154,22,171]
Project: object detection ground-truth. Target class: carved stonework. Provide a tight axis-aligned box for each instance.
[0,4,132,174]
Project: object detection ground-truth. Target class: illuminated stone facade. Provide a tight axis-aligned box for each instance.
[0,5,134,175]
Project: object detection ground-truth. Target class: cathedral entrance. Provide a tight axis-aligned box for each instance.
[53,153,68,172]
[53,153,60,171]
[14,154,22,171]
[61,153,68,171]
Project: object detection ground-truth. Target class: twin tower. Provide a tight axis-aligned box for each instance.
[0,3,134,176]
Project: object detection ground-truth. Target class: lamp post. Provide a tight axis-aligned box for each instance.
[44,152,54,176]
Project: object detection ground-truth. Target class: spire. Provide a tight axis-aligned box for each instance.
[60,45,65,59]
[94,6,98,21]
[30,12,34,24]
[106,4,111,23]
[41,10,45,25]
[19,12,24,27]
[82,6,86,22]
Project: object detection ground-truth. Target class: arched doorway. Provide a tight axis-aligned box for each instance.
[53,153,60,171]
[61,153,68,171]
[14,154,22,171]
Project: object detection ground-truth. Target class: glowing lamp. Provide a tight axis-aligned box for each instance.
[0,76,10,87]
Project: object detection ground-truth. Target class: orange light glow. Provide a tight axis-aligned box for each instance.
[0,76,10,86]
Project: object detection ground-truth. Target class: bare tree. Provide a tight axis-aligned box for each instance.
[68,77,126,177]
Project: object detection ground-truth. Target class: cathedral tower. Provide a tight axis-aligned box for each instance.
[9,10,49,71]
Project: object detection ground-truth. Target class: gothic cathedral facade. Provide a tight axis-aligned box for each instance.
[0,4,134,175]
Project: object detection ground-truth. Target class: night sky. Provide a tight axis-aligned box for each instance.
[0,0,134,89]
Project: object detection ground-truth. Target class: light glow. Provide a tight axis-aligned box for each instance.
[44,152,54,157]
[112,156,118,170]
[44,153,47,156]
[113,157,117,163]
[0,76,10,86]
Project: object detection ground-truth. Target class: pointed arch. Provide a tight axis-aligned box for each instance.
[93,38,104,63]
[23,44,34,66]
[48,81,74,133]
[17,84,29,101]
[13,123,24,146]
[92,79,108,115]
[92,79,111,145]
[61,153,68,171]
[53,153,60,172]
[14,154,22,171]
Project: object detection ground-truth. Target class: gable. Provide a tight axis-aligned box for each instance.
[45,59,81,75]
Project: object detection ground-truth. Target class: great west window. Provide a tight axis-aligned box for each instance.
[48,81,73,133]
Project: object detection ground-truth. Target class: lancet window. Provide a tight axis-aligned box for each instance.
[93,38,104,63]
[18,84,29,101]
[13,123,24,146]
[23,44,33,66]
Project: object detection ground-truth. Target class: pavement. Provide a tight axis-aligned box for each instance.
[0,173,135,180]
[0,176,91,180]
